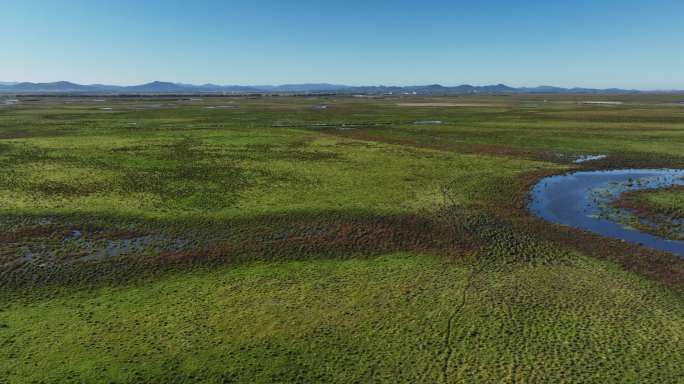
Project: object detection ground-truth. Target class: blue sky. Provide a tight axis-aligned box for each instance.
[2,0,683,89]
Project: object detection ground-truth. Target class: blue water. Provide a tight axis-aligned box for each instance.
[529,169,684,257]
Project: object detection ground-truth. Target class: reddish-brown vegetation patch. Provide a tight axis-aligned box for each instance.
[0,225,64,243]
[156,214,472,267]
[0,211,477,290]
[328,129,553,162]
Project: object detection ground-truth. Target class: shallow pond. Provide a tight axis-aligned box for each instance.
[530,169,684,257]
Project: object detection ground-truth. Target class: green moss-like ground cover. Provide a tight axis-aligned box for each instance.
[2,95,684,383]
[3,254,684,383]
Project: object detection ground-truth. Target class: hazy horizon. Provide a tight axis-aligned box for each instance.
[1,79,681,92]
[2,0,683,90]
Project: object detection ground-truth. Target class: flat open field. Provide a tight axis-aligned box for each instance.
[2,94,684,383]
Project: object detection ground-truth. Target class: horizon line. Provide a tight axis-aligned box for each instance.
[3,80,683,92]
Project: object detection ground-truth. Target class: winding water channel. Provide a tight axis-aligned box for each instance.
[529,169,684,257]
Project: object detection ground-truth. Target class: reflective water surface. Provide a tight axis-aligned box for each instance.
[529,169,684,257]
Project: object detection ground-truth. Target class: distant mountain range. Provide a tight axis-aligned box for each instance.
[0,81,677,95]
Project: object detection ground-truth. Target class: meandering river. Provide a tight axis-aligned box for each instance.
[529,169,684,257]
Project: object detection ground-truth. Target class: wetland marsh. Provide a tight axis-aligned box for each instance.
[2,94,684,383]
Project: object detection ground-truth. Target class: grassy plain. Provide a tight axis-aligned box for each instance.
[1,94,684,383]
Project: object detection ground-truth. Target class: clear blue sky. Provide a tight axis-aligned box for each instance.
[2,0,683,89]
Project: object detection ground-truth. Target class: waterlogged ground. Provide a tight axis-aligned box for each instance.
[614,186,684,240]
[2,95,684,383]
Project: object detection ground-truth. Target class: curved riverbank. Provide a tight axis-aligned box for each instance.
[529,169,684,257]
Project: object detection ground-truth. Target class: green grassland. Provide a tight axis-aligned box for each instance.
[1,95,684,383]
